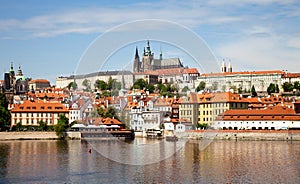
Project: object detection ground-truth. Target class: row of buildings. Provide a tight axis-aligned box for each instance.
[8,86,300,131]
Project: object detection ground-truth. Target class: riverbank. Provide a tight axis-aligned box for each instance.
[0,132,58,140]
[1,130,300,141]
[179,130,300,141]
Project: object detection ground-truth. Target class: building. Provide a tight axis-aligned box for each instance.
[28,79,51,91]
[3,63,29,95]
[10,100,69,128]
[56,70,134,90]
[133,40,183,73]
[179,93,199,127]
[197,92,249,126]
[214,106,300,130]
[196,62,283,93]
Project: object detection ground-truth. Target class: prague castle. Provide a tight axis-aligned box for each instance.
[133,40,183,72]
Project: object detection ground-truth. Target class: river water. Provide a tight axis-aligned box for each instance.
[0,138,299,183]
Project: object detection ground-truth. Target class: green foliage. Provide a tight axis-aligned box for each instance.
[267,83,276,95]
[282,82,294,92]
[54,114,69,138]
[67,82,77,90]
[251,85,257,97]
[82,79,91,91]
[0,93,10,130]
[182,86,190,93]
[38,120,47,131]
[94,79,107,90]
[197,123,208,129]
[107,77,115,90]
[294,81,300,91]
[196,81,206,92]
[96,106,119,120]
[132,78,148,90]
[146,84,155,93]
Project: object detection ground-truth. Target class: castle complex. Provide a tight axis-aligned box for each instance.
[133,41,183,72]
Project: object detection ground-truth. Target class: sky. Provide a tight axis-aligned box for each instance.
[0,0,300,85]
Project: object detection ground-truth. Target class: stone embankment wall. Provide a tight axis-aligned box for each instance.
[177,130,300,141]
[0,132,58,140]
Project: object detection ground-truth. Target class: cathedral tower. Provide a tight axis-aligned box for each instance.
[133,47,140,72]
[142,40,153,72]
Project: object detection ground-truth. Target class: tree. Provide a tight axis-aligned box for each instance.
[82,79,91,91]
[107,77,116,91]
[38,120,47,131]
[54,114,69,138]
[196,81,206,92]
[146,84,155,93]
[105,106,119,120]
[0,93,10,130]
[132,78,147,90]
[67,81,77,90]
[197,123,208,130]
[251,85,257,97]
[16,122,22,131]
[294,81,300,91]
[267,83,276,95]
[94,79,107,90]
[182,86,190,93]
[282,82,293,92]
[275,84,279,93]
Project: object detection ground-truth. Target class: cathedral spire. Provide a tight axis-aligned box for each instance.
[135,46,139,59]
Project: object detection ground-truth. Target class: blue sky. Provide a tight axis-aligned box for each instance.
[0,0,300,84]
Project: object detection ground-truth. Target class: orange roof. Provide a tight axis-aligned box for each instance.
[216,106,300,121]
[11,100,68,113]
[28,79,50,84]
[201,70,283,77]
[183,68,199,74]
[282,72,300,78]
[197,92,248,103]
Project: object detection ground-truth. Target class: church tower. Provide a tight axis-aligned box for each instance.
[142,40,153,72]
[221,60,227,73]
[228,62,232,72]
[133,46,140,72]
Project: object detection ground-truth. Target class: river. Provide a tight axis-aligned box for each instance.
[0,138,299,183]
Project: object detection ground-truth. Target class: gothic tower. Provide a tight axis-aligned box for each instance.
[142,40,153,72]
[133,46,140,72]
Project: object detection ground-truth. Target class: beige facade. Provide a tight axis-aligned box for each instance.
[11,100,69,127]
[197,92,249,126]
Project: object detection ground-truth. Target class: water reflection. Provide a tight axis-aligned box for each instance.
[0,139,299,183]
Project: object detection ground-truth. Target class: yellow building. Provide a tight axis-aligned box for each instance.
[197,92,249,126]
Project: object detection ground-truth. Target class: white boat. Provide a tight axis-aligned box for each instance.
[146,129,163,138]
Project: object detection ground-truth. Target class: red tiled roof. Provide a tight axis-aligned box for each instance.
[216,106,300,121]
[282,72,300,78]
[28,79,50,84]
[201,70,283,77]
[11,100,68,113]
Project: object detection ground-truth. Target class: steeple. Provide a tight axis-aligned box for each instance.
[16,65,23,76]
[9,62,15,76]
[228,61,232,72]
[135,46,139,59]
[145,40,152,56]
[221,60,227,73]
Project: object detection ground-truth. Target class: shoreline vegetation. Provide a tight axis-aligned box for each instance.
[0,130,299,141]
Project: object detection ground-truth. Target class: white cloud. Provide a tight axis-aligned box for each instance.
[216,33,300,72]
[0,1,246,39]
